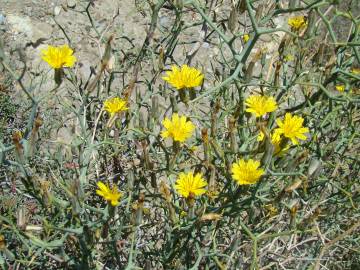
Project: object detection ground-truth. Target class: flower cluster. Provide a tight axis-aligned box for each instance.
[159,67,309,198]
[74,60,309,204]
[245,91,308,151]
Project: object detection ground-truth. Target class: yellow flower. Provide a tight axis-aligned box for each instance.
[96,181,122,206]
[161,113,195,142]
[162,65,204,90]
[175,171,207,198]
[288,16,307,30]
[231,159,264,185]
[245,95,278,117]
[335,85,345,92]
[41,44,76,69]
[243,34,250,43]
[275,113,309,145]
[104,97,128,117]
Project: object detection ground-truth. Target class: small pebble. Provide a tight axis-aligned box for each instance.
[159,16,169,28]
[0,14,5,25]
[53,6,61,16]
[67,0,76,8]
[202,42,210,49]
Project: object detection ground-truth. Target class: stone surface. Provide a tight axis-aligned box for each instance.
[6,14,33,37]
[6,14,52,45]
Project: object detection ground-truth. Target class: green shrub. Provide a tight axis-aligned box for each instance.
[0,0,359,269]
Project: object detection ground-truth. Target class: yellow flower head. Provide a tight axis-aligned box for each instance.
[96,181,122,206]
[175,171,207,198]
[104,97,128,116]
[231,159,264,185]
[243,34,250,43]
[288,16,307,30]
[161,113,195,142]
[335,85,345,92]
[275,113,309,145]
[245,95,278,117]
[162,64,204,90]
[41,44,76,69]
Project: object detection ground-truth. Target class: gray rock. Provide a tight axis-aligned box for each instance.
[31,21,53,44]
[7,15,33,36]
[6,15,52,44]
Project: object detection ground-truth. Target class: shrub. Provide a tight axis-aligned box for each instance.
[0,0,359,269]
